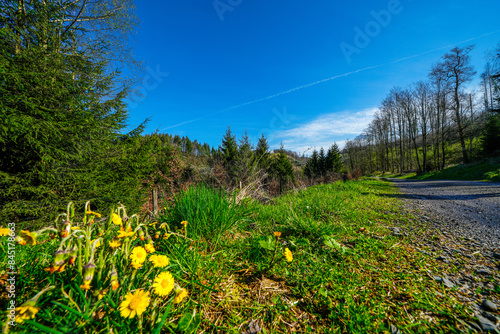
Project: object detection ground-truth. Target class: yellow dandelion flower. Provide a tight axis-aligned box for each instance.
[0,227,12,236]
[98,290,107,300]
[131,261,142,270]
[80,280,92,291]
[130,246,147,264]
[119,289,150,318]
[174,288,188,304]
[273,231,281,238]
[163,233,170,239]
[91,239,101,248]
[180,221,188,226]
[15,304,39,323]
[152,272,174,297]
[112,213,122,226]
[284,248,293,262]
[144,244,155,253]
[109,240,121,248]
[44,264,66,274]
[85,210,102,218]
[117,230,134,239]
[149,254,169,268]
[111,280,119,291]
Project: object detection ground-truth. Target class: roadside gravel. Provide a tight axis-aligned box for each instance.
[387,178,500,333]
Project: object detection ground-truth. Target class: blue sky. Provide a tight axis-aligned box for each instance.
[125,0,500,154]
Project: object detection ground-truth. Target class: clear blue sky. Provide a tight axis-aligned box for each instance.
[125,0,500,154]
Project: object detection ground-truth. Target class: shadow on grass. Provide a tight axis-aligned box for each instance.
[371,192,500,201]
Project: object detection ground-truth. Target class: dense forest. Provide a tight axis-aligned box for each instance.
[0,0,344,226]
[342,45,500,175]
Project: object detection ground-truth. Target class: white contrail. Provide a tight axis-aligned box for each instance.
[163,30,500,130]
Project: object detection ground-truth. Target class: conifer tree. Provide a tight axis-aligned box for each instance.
[318,147,326,176]
[328,143,345,173]
[0,0,153,223]
[254,134,270,169]
[269,144,295,194]
[237,130,255,183]
[220,126,239,182]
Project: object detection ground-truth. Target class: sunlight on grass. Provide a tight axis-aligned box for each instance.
[1,180,477,333]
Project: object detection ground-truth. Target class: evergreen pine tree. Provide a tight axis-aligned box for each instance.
[0,0,156,224]
[254,133,270,169]
[318,147,326,176]
[237,130,255,183]
[330,143,345,173]
[269,144,295,194]
[220,127,239,182]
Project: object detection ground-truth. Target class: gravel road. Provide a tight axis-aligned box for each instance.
[389,179,500,248]
[386,178,500,332]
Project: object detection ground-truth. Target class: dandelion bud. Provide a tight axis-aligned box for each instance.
[138,228,145,241]
[15,236,26,245]
[54,249,69,267]
[20,230,38,246]
[155,231,161,239]
[110,266,119,291]
[60,221,71,238]
[173,285,188,304]
[81,261,97,290]
[68,246,78,265]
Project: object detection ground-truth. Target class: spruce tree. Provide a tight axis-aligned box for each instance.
[237,130,255,183]
[0,0,151,224]
[220,127,239,182]
[269,144,295,194]
[330,143,345,173]
[318,147,326,176]
[254,134,270,169]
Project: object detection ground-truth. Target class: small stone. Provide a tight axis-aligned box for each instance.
[482,300,498,312]
[482,311,499,323]
[467,321,483,333]
[477,268,492,275]
[390,324,404,334]
[442,277,456,289]
[389,227,401,233]
[433,276,442,282]
[475,315,499,333]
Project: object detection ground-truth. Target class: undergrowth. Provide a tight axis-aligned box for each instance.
[1,179,478,333]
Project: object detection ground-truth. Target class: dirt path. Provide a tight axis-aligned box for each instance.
[389,178,500,248]
[386,178,500,331]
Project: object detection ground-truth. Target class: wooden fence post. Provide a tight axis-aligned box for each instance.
[152,187,158,216]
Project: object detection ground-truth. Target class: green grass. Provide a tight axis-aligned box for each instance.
[383,157,500,182]
[1,179,484,333]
